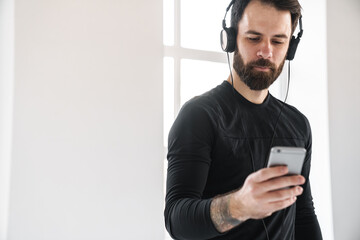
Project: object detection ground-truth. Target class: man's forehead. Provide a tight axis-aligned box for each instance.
[238,1,292,37]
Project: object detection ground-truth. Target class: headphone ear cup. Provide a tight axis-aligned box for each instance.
[220,27,236,53]
[286,36,301,60]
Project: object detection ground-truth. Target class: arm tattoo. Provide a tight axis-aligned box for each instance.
[210,193,242,233]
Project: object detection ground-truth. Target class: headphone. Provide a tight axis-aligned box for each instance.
[220,0,303,61]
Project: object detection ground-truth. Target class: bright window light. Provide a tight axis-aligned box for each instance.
[180,59,228,105]
[181,0,228,52]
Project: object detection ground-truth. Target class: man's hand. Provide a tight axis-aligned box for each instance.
[231,166,305,220]
[210,166,305,233]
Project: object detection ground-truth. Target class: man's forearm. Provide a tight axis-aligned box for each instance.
[210,193,242,233]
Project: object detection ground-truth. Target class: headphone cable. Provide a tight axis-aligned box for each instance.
[266,60,291,167]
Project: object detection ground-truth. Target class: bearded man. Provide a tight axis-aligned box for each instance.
[164,0,322,239]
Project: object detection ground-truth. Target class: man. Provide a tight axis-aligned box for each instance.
[164,0,322,239]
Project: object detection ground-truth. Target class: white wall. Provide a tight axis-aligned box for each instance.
[327,0,360,239]
[3,0,164,239]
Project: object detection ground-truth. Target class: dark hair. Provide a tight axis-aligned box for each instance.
[230,0,302,34]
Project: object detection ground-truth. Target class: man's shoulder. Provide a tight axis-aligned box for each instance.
[181,81,230,114]
[270,97,311,137]
[270,96,308,120]
[168,82,230,144]
[284,102,309,125]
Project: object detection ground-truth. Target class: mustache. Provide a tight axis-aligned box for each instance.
[248,59,276,71]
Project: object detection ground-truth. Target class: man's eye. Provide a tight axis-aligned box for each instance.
[273,40,284,45]
[248,37,260,42]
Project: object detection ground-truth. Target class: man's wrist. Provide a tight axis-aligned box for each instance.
[210,193,243,233]
[228,191,249,222]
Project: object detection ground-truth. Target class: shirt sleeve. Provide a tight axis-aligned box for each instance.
[295,122,323,239]
[164,99,222,240]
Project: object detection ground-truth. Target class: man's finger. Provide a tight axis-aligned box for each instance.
[268,196,297,212]
[262,175,305,192]
[249,166,288,183]
[265,186,303,202]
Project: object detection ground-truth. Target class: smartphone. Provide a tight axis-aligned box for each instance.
[267,146,306,175]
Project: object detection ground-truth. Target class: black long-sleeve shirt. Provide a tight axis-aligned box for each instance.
[164,81,322,240]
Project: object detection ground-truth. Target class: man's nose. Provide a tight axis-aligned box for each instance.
[257,41,273,59]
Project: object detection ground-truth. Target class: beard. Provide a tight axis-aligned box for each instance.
[233,49,286,90]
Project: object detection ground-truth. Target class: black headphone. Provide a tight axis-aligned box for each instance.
[220,0,303,61]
